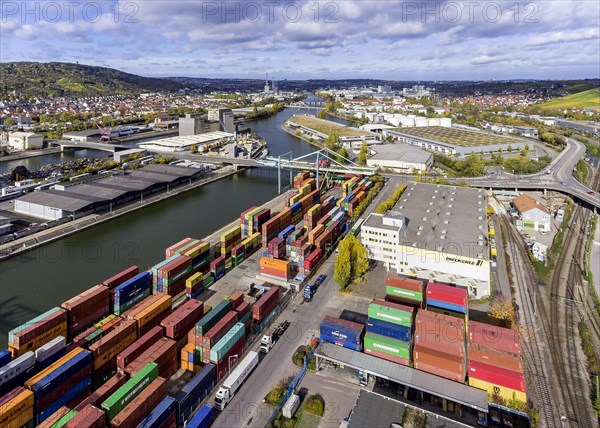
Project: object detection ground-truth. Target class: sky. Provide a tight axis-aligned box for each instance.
[1,0,599,80]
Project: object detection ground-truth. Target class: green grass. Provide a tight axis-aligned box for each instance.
[539,88,600,111]
[564,83,598,94]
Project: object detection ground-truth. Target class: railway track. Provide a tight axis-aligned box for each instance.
[546,205,595,428]
[499,214,560,427]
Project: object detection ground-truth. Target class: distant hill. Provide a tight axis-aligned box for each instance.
[539,88,600,111]
[0,62,185,99]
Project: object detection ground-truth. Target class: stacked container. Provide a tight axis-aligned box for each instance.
[122,337,177,380]
[253,208,271,235]
[161,299,204,343]
[103,266,139,311]
[261,216,280,248]
[138,395,177,428]
[413,309,466,383]
[209,322,246,382]
[0,387,34,428]
[0,352,36,397]
[122,294,172,337]
[290,202,303,224]
[278,224,295,242]
[62,404,105,427]
[231,243,246,267]
[61,285,110,340]
[154,254,193,296]
[74,372,127,412]
[468,321,525,402]
[117,326,164,372]
[25,347,93,424]
[240,206,263,236]
[302,248,323,275]
[268,237,286,259]
[8,307,68,358]
[113,272,152,316]
[320,316,364,351]
[386,275,427,309]
[201,311,239,363]
[364,300,413,366]
[220,226,242,258]
[35,336,67,370]
[426,282,468,319]
[88,319,138,388]
[293,171,311,188]
[304,204,322,231]
[260,257,290,281]
[210,255,226,281]
[186,272,204,300]
[240,232,261,259]
[173,364,216,425]
[253,287,280,324]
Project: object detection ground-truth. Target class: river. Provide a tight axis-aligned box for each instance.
[0,99,336,346]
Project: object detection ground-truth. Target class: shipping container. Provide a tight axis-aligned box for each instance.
[364,333,410,362]
[414,309,465,357]
[202,311,239,354]
[366,318,411,343]
[0,387,34,428]
[426,282,468,311]
[124,338,177,380]
[413,345,466,383]
[37,405,70,428]
[174,363,216,425]
[469,321,522,355]
[63,404,105,428]
[8,307,68,356]
[36,375,91,425]
[74,372,127,411]
[209,323,245,363]
[364,346,410,367]
[116,326,164,370]
[0,350,10,369]
[109,377,166,427]
[0,352,35,390]
[88,319,137,370]
[319,332,362,351]
[122,294,172,337]
[468,360,526,402]
[138,395,177,428]
[61,285,110,339]
[101,362,158,420]
[368,299,413,327]
[187,404,215,428]
[165,237,196,258]
[35,336,66,363]
[253,286,280,322]
[103,266,139,291]
[468,343,523,373]
[195,300,232,336]
[113,273,152,315]
[160,299,203,342]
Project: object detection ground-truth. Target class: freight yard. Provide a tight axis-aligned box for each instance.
[0,167,547,428]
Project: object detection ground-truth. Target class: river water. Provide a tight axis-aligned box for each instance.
[0,99,338,345]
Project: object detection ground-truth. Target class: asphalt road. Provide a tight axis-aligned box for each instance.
[592,213,600,296]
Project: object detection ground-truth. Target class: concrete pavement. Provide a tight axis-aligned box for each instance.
[592,214,600,296]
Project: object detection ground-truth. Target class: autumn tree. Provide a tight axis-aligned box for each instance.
[317,109,327,119]
[334,238,352,289]
[489,297,514,327]
[358,142,368,165]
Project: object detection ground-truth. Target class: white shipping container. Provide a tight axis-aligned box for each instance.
[0,351,35,387]
[35,335,66,362]
[282,394,301,419]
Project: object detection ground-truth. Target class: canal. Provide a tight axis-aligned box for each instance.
[0,103,332,345]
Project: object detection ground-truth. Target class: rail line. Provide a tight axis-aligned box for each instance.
[499,214,559,427]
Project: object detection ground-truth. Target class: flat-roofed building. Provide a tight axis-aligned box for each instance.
[361,182,490,298]
[138,131,234,152]
[366,143,433,173]
[8,132,43,150]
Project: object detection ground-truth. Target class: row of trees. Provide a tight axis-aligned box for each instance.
[334,234,370,290]
[375,185,407,214]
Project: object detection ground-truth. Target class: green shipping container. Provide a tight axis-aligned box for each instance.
[203,275,215,288]
[368,303,412,327]
[210,322,244,362]
[101,362,158,420]
[52,410,78,427]
[364,333,410,360]
[386,285,423,302]
[195,300,231,336]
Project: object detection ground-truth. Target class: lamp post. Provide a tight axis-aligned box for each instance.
[228,354,238,373]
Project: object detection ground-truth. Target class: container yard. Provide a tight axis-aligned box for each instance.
[0,170,374,427]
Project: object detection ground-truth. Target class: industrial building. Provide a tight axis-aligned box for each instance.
[7,132,43,150]
[179,114,205,136]
[365,144,433,174]
[138,131,234,153]
[385,126,529,157]
[286,115,377,148]
[361,183,490,298]
[62,129,102,142]
[14,164,205,220]
[511,194,551,232]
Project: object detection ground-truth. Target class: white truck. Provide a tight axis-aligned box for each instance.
[259,320,290,354]
[214,351,260,410]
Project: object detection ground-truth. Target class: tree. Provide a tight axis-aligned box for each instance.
[507,145,513,152]
[326,132,340,150]
[350,236,370,279]
[336,147,348,163]
[190,144,198,154]
[3,118,15,127]
[490,297,514,327]
[358,142,368,166]
[334,239,352,289]
[317,109,327,119]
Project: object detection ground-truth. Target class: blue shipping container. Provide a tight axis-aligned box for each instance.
[113,272,152,304]
[151,255,179,276]
[37,375,91,424]
[320,321,363,341]
[344,193,355,203]
[0,350,10,368]
[366,318,411,342]
[114,287,151,315]
[214,271,226,281]
[290,201,302,214]
[176,364,216,424]
[426,298,467,314]
[138,396,177,428]
[319,333,362,351]
[32,350,92,399]
[187,404,215,428]
[278,225,295,241]
[37,348,66,370]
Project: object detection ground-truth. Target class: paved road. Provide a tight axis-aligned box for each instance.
[592,214,600,296]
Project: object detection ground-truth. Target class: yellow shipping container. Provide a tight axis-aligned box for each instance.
[299,183,311,196]
[186,272,203,288]
[0,389,34,428]
[307,204,321,216]
[134,295,172,331]
[241,232,261,248]
[25,348,85,388]
[260,257,290,270]
[92,331,137,370]
[468,377,526,403]
[289,194,302,206]
[95,314,117,330]
[185,241,210,259]
[221,226,242,243]
[9,321,68,358]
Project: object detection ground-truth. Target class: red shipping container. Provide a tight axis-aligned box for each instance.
[62,285,110,338]
[468,343,523,373]
[125,337,177,380]
[235,301,251,318]
[103,266,139,290]
[11,308,68,348]
[303,248,323,271]
[160,300,203,342]
[159,255,192,279]
[214,336,246,381]
[65,405,105,428]
[386,275,425,293]
[364,347,410,366]
[469,321,522,355]
[72,325,100,348]
[240,206,258,223]
[110,377,166,427]
[253,287,280,320]
[413,345,466,383]
[165,238,195,259]
[468,360,526,392]
[210,256,226,271]
[202,311,239,351]
[117,325,164,370]
[74,373,127,411]
[414,314,465,357]
[426,282,468,308]
[229,291,244,308]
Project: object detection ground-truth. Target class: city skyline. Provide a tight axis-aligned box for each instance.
[1,0,599,80]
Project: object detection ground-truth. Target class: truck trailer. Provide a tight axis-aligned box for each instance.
[214,351,260,410]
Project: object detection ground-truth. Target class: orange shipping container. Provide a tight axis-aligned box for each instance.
[468,343,523,373]
[260,257,290,271]
[0,388,34,428]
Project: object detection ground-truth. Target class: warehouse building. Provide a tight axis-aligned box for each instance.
[7,132,43,150]
[365,144,433,174]
[286,115,377,149]
[361,183,490,298]
[138,131,234,152]
[385,126,529,157]
[511,194,551,232]
[62,129,102,142]
[14,165,205,220]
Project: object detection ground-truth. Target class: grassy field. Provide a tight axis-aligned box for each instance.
[394,126,526,147]
[289,115,371,137]
[539,88,600,111]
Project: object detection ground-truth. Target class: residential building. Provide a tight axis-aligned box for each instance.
[512,194,551,232]
[8,132,43,150]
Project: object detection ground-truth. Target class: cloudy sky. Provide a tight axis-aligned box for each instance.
[1,0,599,80]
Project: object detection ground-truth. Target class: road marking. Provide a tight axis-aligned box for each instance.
[594,242,600,246]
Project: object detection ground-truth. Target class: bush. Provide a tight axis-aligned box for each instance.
[304,394,325,416]
[375,185,407,214]
[266,382,287,406]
